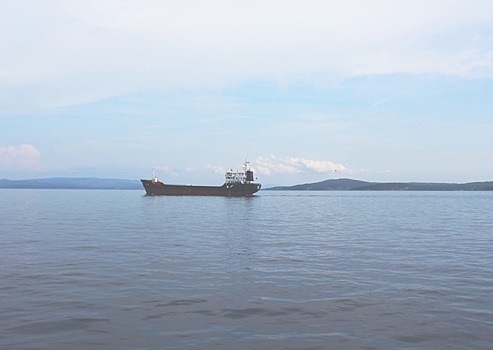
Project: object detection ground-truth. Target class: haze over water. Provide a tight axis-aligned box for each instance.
[1,189,492,349]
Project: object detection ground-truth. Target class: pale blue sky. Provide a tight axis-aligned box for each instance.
[1,1,493,185]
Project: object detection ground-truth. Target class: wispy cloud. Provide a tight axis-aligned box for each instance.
[154,166,178,177]
[207,165,226,175]
[2,1,493,112]
[371,97,393,107]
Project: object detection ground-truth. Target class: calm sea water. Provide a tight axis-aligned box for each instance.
[1,189,492,349]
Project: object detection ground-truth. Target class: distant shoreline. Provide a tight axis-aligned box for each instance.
[265,178,493,191]
[1,177,493,191]
[0,178,141,190]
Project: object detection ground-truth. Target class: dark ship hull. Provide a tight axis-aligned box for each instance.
[141,180,261,197]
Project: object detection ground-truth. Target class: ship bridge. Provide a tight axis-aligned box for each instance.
[225,161,255,184]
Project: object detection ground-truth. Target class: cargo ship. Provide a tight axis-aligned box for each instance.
[141,161,261,196]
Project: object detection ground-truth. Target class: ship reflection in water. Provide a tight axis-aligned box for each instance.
[141,161,261,197]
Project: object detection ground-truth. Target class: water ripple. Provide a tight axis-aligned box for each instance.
[0,190,492,349]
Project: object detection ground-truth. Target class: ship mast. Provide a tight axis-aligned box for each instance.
[152,167,158,183]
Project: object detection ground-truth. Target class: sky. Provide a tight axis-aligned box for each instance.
[1,0,493,185]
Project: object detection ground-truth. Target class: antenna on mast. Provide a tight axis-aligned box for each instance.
[244,159,250,173]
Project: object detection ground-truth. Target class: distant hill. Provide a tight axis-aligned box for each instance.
[266,178,493,191]
[0,178,142,190]
[268,178,372,191]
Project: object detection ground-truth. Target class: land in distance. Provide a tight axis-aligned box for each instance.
[0,178,141,190]
[1,177,493,191]
[266,178,493,191]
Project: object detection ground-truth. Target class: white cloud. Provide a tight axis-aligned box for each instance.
[207,165,226,175]
[254,155,349,176]
[1,0,493,112]
[0,144,42,170]
[154,166,178,177]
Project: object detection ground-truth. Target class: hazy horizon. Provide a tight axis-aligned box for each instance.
[1,176,492,190]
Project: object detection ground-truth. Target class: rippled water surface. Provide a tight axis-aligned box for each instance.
[1,189,492,349]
